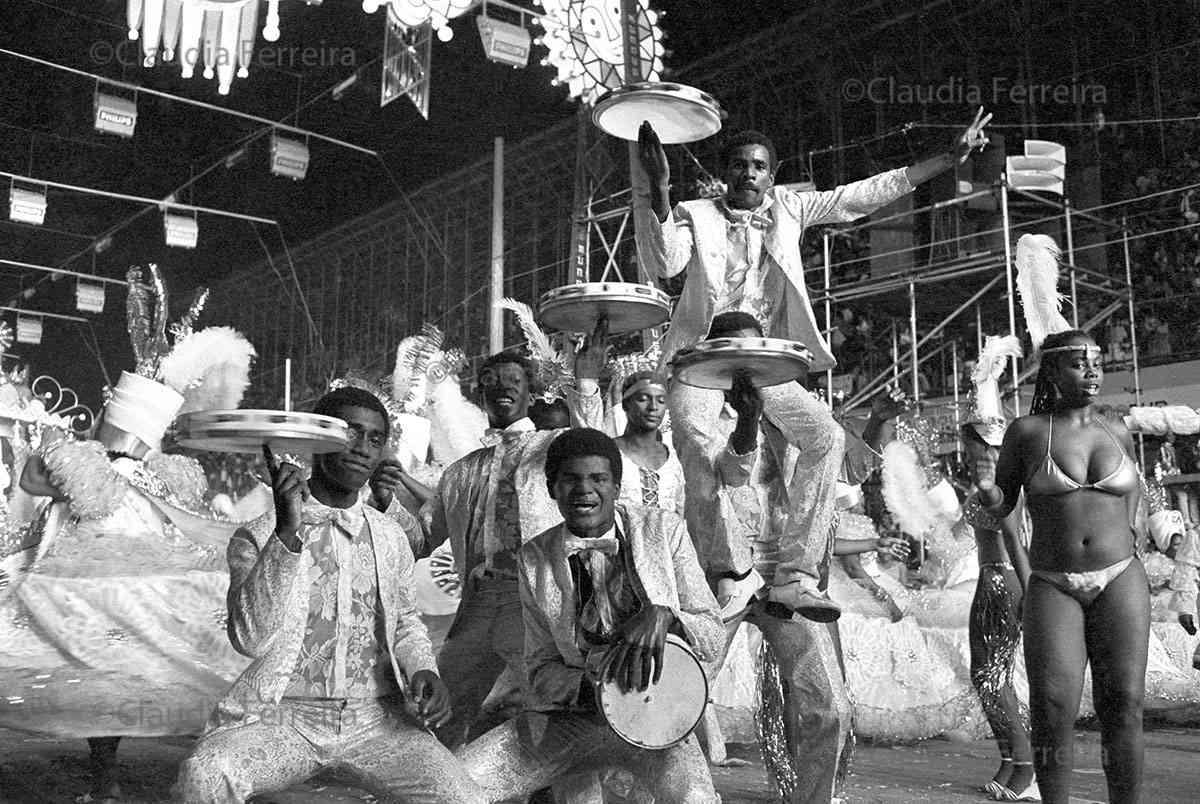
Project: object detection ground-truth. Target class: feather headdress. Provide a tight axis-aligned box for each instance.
[392,324,446,414]
[967,334,1023,446]
[495,298,574,401]
[159,326,257,414]
[881,439,938,539]
[1015,233,1071,351]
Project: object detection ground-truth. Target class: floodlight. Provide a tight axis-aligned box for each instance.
[94,91,137,138]
[164,211,199,249]
[475,15,531,67]
[9,185,47,225]
[270,133,310,180]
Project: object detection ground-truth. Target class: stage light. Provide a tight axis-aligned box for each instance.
[76,281,106,314]
[16,316,42,346]
[9,185,47,226]
[94,91,137,138]
[475,15,531,68]
[163,210,199,249]
[270,133,309,180]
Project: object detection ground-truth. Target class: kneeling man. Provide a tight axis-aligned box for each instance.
[175,387,484,804]
[459,428,724,803]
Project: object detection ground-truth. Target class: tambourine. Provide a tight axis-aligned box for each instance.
[672,337,813,389]
[538,283,670,335]
[175,410,350,455]
[592,81,726,144]
[598,633,708,750]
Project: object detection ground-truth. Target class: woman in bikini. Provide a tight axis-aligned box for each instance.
[977,329,1147,804]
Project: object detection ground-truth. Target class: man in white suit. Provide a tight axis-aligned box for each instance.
[174,387,484,804]
[634,109,991,617]
[458,428,724,803]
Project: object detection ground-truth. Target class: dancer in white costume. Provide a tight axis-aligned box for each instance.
[0,266,260,803]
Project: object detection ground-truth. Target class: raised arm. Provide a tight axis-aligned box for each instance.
[226,448,310,657]
[225,515,304,657]
[977,417,1032,519]
[633,122,696,280]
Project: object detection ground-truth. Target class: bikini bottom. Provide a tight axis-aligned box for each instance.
[1028,555,1135,607]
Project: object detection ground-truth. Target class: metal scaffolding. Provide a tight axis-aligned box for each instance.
[208,0,1199,407]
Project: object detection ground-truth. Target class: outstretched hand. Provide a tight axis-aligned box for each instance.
[263,444,308,550]
[973,445,1003,507]
[597,604,675,694]
[955,107,993,163]
[637,121,669,187]
[869,385,911,423]
[573,315,611,381]
[727,370,764,424]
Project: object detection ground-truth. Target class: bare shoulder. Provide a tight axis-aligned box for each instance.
[1006,413,1047,445]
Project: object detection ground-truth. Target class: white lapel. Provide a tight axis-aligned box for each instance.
[541,527,584,666]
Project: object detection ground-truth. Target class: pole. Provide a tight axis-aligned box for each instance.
[824,230,834,406]
[619,0,653,348]
[951,341,961,459]
[1000,178,1020,416]
[283,358,292,412]
[1122,218,1145,466]
[976,304,983,354]
[909,278,919,402]
[891,321,900,385]
[1065,196,1079,327]
[490,136,505,354]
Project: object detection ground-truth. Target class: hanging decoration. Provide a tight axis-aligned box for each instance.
[533,0,665,104]
[363,0,477,43]
[124,0,279,96]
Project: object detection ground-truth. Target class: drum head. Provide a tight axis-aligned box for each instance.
[593,82,725,144]
[673,338,812,390]
[175,410,351,455]
[599,635,708,749]
[538,284,670,335]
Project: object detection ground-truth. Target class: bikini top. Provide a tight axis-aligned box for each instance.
[1025,416,1139,497]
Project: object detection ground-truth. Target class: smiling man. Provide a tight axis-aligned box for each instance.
[421,324,608,747]
[459,428,724,803]
[634,111,991,633]
[174,387,483,804]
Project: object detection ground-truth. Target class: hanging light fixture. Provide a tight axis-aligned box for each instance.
[76,281,107,314]
[16,316,42,346]
[163,210,199,248]
[9,184,47,226]
[475,14,531,67]
[94,87,137,138]
[270,133,310,180]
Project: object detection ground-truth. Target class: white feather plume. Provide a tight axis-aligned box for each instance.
[881,440,937,540]
[426,371,488,465]
[496,298,565,368]
[391,325,445,413]
[1015,233,1071,350]
[157,326,256,413]
[971,335,1023,386]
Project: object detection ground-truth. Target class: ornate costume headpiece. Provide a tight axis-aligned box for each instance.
[966,334,1023,447]
[109,264,255,452]
[494,298,574,402]
[1015,233,1071,352]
